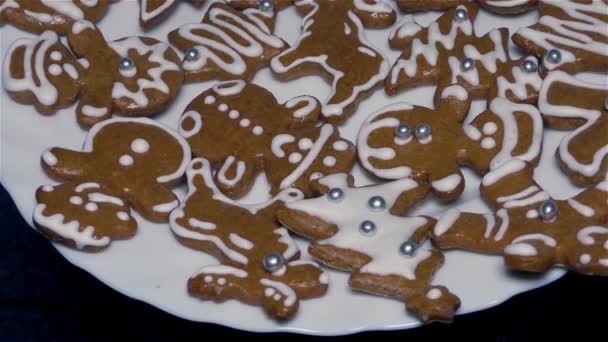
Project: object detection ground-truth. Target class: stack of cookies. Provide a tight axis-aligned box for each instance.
[2,0,606,323]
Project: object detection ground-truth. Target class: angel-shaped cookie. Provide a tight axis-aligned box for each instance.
[358,85,543,200]
[178,80,356,198]
[3,20,183,128]
[34,181,137,251]
[387,4,542,104]
[539,71,607,186]
[512,0,608,75]
[169,158,328,320]
[168,2,286,82]
[41,118,191,222]
[276,173,461,322]
[0,0,112,34]
[270,0,395,123]
[433,160,608,275]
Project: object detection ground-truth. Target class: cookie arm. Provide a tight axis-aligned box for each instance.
[41,147,91,181]
[127,181,179,222]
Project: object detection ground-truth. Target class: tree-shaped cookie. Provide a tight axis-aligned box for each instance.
[41,118,191,222]
[178,80,356,198]
[34,181,137,251]
[395,0,537,14]
[357,85,543,201]
[169,158,328,320]
[512,0,608,75]
[387,4,542,104]
[139,0,205,28]
[270,0,395,124]
[433,160,608,275]
[168,2,287,82]
[276,173,461,322]
[539,71,608,186]
[0,0,112,34]
[2,20,183,128]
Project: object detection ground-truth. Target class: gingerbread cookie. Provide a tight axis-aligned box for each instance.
[395,0,537,14]
[41,118,191,222]
[387,5,542,104]
[0,0,112,34]
[139,0,205,28]
[358,85,543,201]
[168,2,286,82]
[276,173,461,322]
[433,160,608,275]
[270,0,395,123]
[178,80,356,198]
[539,71,608,186]
[512,0,608,75]
[2,20,183,128]
[170,158,328,320]
[34,181,137,251]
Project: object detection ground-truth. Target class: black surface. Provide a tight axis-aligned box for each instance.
[1,182,606,341]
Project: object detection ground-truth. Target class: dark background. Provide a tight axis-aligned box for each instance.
[1,183,605,341]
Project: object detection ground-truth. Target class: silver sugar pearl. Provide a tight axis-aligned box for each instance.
[119,57,134,70]
[454,8,468,22]
[539,199,558,221]
[399,240,418,256]
[327,188,344,202]
[359,220,376,235]
[521,59,538,73]
[461,57,475,72]
[368,196,386,211]
[545,49,561,64]
[263,252,284,273]
[259,0,273,11]
[415,123,432,140]
[395,124,412,139]
[185,48,200,61]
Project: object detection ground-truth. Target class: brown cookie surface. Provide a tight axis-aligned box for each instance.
[270,0,395,124]
[170,158,328,320]
[276,173,460,323]
[539,71,608,186]
[2,20,183,128]
[139,0,206,28]
[387,4,542,104]
[34,181,137,251]
[41,117,191,222]
[396,0,537,13]
[357,85,543,201]
[178,80,355,198]
[512,0,608,75]
[433,160,608,275]
[0,0,112,34]
[168,2,286,82]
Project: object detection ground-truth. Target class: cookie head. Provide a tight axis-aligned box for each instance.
[34,181,137,251]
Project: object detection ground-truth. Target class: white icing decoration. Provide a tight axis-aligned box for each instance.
[217,278,227,285]
[117,211,130,221]
[426,288,442,300]
[265,288,276,297]
[204,95,216,104]
[259,279,296,307]
[24,10,52,23]
[358,103,415,179]
[285,96,318,118]
[481,137,496,149]
[503,191,549,209]
[526,209,539,219]
[252,126,263,136]
[88,193,124,206]
[48,64,62,76]
[463,125,481,141]
[119,154,134,166]
[217,156,246,187]
[497,186,539,203]
[42,149,58,166]
[69,196,83,205]
[140,0,175,23]
[71,20,95,34]
[228,233,254,250]
[85,202,98,212]
[441,84,468,101]
[431,174,462,193]
[496,57,542,101]
[271,134,295,158]
[505,234,558,257]
[78,58,90,69]
[239,119,250,127]
[389,15,421,40]
[353,0,393,13]
[323,156,336,167]
[188,218,217,230]
[195,265,248,278]
[81,105,108,118]
[482,159,526,187]
[152,200,179,213]
[212,80,246,96]
[332,141,348,151]
[218,103,228,112]
[434,208,460,236]
[130,139,150,154]
[180,110,203,138]
[274,227,299,260]
[567,199,595,217]
[319,272,329,284]
[298,138,313,151]
[577,226,608,245]
[289,153,303,164]
[33,204,110,249]
[75,183,100,192]
[494,209,509,241]
[483,122,498,135]
[42,185,54,192]
[483,213,496,239]
[580,254,591,264]
[3,31,59,106]
[228,110,239,119]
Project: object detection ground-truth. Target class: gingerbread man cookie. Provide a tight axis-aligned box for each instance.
[2,20,183,128]
[139,0,205,28]
[539,71,608,186]
[168,2,287,82]
[178,80,356,198]
[276,173,461,322]
[170,158,328,320]
[34,181,137,251]
[512,0,608,75]
[41,118,191,222]
[270,0,395,123]
[387,4,542,104]
[358,85,543,201]
[395,0,537,14]
[0,0,112,34]
[433,160,608,275]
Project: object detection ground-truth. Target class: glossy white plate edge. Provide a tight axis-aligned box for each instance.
[4,0,596,335]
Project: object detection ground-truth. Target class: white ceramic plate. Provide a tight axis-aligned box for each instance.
[3,0,593,335]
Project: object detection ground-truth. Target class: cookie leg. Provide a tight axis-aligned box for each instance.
[214,156,258,198]
[432,210,509,254]
[503,237,558,273]
[283,261,328,299]
[128,182,179,222]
